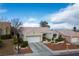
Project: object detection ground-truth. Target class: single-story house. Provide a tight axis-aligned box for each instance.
[57,30,79,45]
[0,22,11,35]
[20,27,59,43]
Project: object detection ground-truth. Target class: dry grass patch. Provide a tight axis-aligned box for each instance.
[0,39,15,56]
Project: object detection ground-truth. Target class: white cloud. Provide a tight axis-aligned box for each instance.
[22,18,40,27]
[48,3,79,29]
[0,9,7,13]
[49,23,73,29]
[27,18,36,22]
[0,4,7,13]
[22,22,39,27]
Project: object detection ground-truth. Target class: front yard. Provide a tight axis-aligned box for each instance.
[13,36,33,54]
[43,33,79,51]
[19,47,32,54]
[0,38,33,55]
[0,39,16,56]
[45,43,79,51]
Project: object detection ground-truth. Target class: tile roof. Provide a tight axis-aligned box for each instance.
[20,27,49,33]
[0,22,11,28]
[20,27,56,35]
[57,30,79,37]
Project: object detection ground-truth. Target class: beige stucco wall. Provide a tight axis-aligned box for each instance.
[22,31,43,41]
[46,33,59,40]
[0,23,11,35]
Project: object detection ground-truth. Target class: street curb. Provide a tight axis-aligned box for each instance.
[53,49,79,55]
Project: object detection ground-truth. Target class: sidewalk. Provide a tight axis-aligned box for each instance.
[53,49,79,55]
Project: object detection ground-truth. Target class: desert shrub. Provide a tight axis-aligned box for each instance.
[21,41,28,48]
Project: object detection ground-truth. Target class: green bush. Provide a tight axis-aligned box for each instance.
[42,37,46,41]
[55,39,61,42]
[13,36,18,45]
[21,41,28,48]
[51,41,54,43]
[13,39,18,45]
[56,38,65,42]
[0,35,11,39]
[52,34,57,42]
[47,38,51,42]
[13,35,23,45]
[42,33,47,41]
[0,39,3,47]
[52,37,54,41]
[53,34,57,38]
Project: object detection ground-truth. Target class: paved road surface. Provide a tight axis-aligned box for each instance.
[57,53,79,56]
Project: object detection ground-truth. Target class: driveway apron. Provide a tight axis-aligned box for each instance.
[29,42,53,56]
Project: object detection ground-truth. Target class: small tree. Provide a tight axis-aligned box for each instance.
[52,34,57,43]
[56,35,64,42]
[13,35,18,45]
[11,18,22,54]
[0,39,3,47]
[40,21,50,28]
[42,33,47,41]
[73,27,76,31]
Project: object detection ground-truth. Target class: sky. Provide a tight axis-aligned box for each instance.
[0,3,79,30]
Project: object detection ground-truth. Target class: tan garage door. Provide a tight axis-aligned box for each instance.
[71,38,79,45]
[27,36,41,43]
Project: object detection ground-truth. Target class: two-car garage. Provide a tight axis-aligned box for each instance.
[26,36,41,43]
[71,38,79,45]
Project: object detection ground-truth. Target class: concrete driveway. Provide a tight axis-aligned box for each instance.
[28,42,53,56]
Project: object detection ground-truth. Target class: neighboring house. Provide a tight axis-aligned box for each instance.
[20,27,59,43]
[58,30,79,45]
[0,22,11,35]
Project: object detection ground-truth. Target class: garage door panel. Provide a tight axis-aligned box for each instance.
[71,38,79,45]
[71,38,78,43]
[27,36,41,43]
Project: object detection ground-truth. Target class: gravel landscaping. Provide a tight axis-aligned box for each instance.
[45,43,79,51]
[19,47,32,54]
